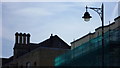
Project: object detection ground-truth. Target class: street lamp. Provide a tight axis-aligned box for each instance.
[82,6,92,21]
[82,3,104,67]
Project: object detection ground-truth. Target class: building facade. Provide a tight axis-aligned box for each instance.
[2,33,70,68]
[55,16,120,66]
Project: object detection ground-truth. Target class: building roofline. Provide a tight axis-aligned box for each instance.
[71,32,95,44]
[71,22,115,44]
[95,22,115,31]
[114,16,120,21]
[71,16,120,44]
[39,35,70,48]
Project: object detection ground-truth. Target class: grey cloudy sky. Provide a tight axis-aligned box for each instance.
[1,2,119,58]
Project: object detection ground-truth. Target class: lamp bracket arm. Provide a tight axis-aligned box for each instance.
[89,7,102,20]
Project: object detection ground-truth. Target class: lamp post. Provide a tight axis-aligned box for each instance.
[82,3,104,67]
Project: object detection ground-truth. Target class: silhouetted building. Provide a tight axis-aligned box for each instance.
[2,33,70,68]
[55,16,120,67]
[71,16,120,49]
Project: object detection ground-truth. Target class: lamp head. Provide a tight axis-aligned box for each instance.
[82,11,92,22]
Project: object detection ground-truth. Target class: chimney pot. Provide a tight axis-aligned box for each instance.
[15,32,18,36]
[27,33,30,44]
[15,32,19,44]
[19,33,22,44]
[50,34,53,38]
[23,33,26,44]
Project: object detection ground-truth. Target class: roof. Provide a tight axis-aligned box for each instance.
[14,34,70,50]
[114,16,120,21]
[39,35,70,49]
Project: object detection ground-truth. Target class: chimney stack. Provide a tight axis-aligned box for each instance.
[15,32,30,44]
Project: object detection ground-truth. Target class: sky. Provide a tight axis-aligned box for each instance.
[1,1,119,58]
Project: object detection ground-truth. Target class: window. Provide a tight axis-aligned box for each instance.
[34,62,37,66]
[26,62,31,68]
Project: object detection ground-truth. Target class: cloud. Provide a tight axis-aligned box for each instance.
[112,3,118,19]
[2,37,14,58]
[2,26,14,41]
[110,3,119,22]
[14,7,53,17]
[9,3,78,18]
